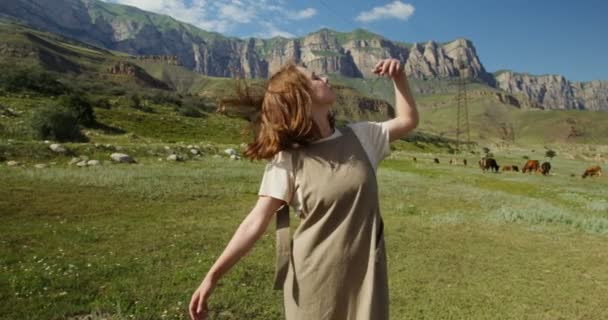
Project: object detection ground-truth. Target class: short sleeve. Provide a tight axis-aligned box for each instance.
[349,121,391,169]
[258,151,294,204]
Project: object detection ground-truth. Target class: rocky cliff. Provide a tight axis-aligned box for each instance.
[495,72,608,111]
[0,0,492,81]
[1,0,606,111]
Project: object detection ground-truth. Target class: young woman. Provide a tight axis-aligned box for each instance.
[189,58,418,320]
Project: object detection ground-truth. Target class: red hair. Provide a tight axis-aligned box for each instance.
[222,63,334,160]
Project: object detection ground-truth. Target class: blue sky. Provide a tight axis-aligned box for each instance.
[103,0,608,81]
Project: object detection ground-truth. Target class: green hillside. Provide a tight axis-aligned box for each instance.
[1,20,607,154]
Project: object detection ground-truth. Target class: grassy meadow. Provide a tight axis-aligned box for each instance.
[2,148,607,319]
[1,18,608,320]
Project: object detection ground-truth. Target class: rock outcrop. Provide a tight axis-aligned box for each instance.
[107,61,171,90]
[495,72,608,111]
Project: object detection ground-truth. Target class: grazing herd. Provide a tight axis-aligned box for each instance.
[418,155,602,179]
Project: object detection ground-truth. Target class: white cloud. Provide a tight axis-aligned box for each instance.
[288,8,317,20]
[355,1,415,23]
[218,4,256,23]
[102,0,313,35]
[256,22,295,38]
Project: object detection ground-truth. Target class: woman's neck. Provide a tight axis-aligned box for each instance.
[312,109,333,138]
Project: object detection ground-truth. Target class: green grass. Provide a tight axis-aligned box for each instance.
[2,150,608,319]
[2,17,608,319]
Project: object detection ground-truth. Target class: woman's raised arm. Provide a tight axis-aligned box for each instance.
[373,58,419,142]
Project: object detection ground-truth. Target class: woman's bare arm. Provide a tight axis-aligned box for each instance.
[205,196,283,281]
[373,59,419,142]
[189,195,285,319]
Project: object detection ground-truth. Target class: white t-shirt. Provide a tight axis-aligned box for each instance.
[258,121,391,214]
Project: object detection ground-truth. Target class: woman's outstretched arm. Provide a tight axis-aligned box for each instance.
[189,196,285,320]
[373,58,419,142]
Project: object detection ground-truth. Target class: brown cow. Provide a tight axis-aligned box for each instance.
[582,166,602,178]
[522,160,540,174]
[501,165,519,172]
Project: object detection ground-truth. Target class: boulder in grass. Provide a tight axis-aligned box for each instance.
[230,154,241,161]
[87,160,100,166]
[190,149,200,155]
[167,154,184,162]
[76,161,88,167]
[7,160,19,166]
[50,144,67,153]
[69,158,81,166]
[34,164,48,169]
[224,148,237,156]
[110,153,136,163]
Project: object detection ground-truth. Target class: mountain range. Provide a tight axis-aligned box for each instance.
[1,0,606,111]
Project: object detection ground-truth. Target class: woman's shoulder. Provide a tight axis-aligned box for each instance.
[268,149,294,168]
[347,121,388,138]
[347,121,385,130]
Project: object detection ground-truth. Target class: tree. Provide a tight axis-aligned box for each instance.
[30,105,87,142]
[60,94,96,127]
[545,149,557,160]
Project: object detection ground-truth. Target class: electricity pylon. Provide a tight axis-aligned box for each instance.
[455,61,471,152]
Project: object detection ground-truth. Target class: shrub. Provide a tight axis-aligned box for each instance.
[60,93,96,126]
[175,104,203,118]
[129,94,154,113]
[30,105,87,142]
[150,92,182,106]
[0,67,68,95]
[93,97,112,109]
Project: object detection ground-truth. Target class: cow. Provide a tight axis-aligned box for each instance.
[538,162,551,175]
[479,157,499,172]
[434,158,440,164]
[522,160,540,174]
[582,166,602,178]
[501,165,518,172]
[463,159,468,166]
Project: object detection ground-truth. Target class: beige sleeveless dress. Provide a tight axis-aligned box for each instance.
[273,126,389,320]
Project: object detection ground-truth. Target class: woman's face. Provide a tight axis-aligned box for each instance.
[297,66,336,107]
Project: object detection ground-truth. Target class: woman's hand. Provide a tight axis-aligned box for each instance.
[372,58,405,80]
[189,278,215,320]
